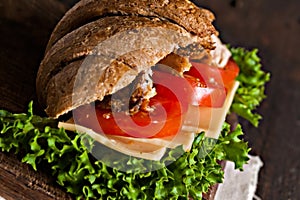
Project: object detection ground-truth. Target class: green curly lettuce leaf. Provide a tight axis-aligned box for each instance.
[0,102,249,200]
[229,47,270,127]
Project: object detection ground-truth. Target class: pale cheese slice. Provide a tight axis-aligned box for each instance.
[204,81,239,138]
[182,81,239,138]
[108,131,195,152]
[58,122,166,160]
[59,121,195,160]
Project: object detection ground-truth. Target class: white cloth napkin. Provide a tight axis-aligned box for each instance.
[215,155,263,200]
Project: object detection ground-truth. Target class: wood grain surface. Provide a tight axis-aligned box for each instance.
[0,0,299,199]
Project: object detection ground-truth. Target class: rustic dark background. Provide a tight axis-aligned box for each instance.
[0,0,299,199]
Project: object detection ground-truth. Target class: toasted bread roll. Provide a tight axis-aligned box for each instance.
[38,16,201,117]
[37,1,217,118]
[46,0,217,51]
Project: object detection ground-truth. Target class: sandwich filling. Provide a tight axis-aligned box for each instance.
[60,39,239,160]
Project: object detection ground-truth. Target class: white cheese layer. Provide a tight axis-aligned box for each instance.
[59,121,195,160]
[58,122,167,161]
[182,81,239,138]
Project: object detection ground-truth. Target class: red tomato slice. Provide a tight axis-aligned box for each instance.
[73,97,184,138]
[186,59,239,89]
[75,100,183,138]
[73,71,190,138]
[183,74,227,108]
[219,58,240,87]
[152,70,191,113]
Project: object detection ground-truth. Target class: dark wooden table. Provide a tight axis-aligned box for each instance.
[0,0,299,199]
